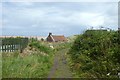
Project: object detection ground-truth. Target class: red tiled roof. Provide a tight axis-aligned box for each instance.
[51,35,66,41]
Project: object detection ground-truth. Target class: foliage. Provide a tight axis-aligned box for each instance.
[2,41,54,78]
[28,41,53,54]
[55,42,72,51]
[68,30,120,78]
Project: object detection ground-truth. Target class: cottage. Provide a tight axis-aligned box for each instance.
[46,33,67,42]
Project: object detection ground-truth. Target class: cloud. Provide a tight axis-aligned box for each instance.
[2,2,118,36]
[2,0,120,2]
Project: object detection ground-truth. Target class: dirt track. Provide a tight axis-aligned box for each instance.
[48,49,73,78]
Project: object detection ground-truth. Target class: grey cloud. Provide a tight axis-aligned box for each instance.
[2,2,118,36]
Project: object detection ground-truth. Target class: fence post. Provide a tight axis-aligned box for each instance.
[1,37,28,53]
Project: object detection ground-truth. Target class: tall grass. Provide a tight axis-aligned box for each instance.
[2,41,54,78]
[29,41,53,54]
[0,53,2,79]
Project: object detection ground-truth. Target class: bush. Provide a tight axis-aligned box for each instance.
[29,41,53,54]
[68,30,120,78]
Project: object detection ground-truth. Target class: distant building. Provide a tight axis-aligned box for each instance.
[46,33,67,42]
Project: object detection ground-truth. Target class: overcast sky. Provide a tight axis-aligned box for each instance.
[2,1,118,36]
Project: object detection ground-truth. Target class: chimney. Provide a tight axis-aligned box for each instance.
[49,32,52,36]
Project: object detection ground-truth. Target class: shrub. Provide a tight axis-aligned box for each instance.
[29,41,53,54]
[68,30,120,78]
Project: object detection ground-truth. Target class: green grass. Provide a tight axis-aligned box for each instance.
[2,41,54,78]
[0,53,2,79]
[2,52,54,78]
[29,41,53,54]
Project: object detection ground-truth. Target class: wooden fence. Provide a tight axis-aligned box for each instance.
[0,37,28,53]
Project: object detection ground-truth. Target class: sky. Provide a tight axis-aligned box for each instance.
[1,1,119,37]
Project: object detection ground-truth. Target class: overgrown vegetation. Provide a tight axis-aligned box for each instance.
[2,40,54,78]
[29,40,53,54]
[2,30,120,78]
[68,30,120,78]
